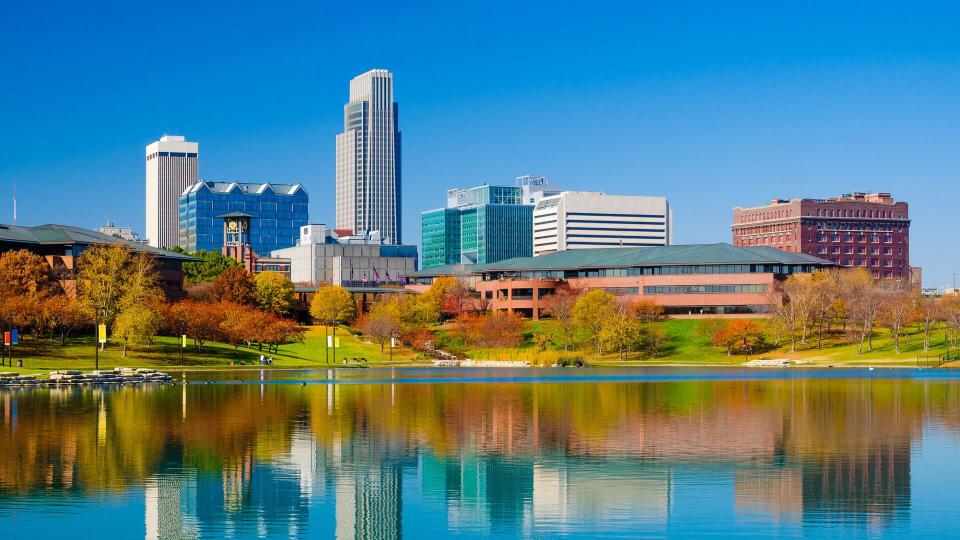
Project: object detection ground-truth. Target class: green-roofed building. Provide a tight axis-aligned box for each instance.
[0,223,195,299]
[414,243,837,319]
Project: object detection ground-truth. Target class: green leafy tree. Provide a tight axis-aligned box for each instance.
[254,271,296,315]
[572,289,619,355]
[178,249,242,284]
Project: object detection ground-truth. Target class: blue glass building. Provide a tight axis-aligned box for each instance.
[178,182,309,255]
[421,183,543,269]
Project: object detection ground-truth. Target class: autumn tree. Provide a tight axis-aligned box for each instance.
[210,267,256,305]
[712,319,767,359]
[914,293,942,352]
[44,295,91,344]
[161,301,194,343]
[630,300,664,323]
[643,325,668,358]
[310,286,357,326]
[464,312,524,349]
[185,301,226,350]
[0,249,56,298]
[782,273,814,345]
[263,317,303,353]
[254,271,295,316]
[541,285,582,350]
[361,312,402,354]
[809,270,840,348]
[113,302,162,357]
[441,278,473,319]
[772,281,803,352]
[572,289,618,355]
[76,245,131,326]
[310,286,357,361]
[838,268,882,354]
[419,276,457,323]
[878,282,914,354]
[76,246,162,351]
[941,294,960,349]
[601,307,644,359]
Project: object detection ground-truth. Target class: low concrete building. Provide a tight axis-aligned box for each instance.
[272,225,417,287]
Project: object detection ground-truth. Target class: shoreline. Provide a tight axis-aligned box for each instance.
[2,360,947,380]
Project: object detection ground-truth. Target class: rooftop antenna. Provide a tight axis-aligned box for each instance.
[12,181,16,226]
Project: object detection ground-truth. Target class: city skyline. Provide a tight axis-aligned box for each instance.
[2,2,959,286]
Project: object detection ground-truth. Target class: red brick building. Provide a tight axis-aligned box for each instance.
[732,193,910,280]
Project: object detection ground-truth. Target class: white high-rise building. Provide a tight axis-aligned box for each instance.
[532,192,672,256]
[145,135,198,248]
[335,69,401,244]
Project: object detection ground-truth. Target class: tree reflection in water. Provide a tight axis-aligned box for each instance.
[1,376,959,537]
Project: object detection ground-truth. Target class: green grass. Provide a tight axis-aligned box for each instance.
[3,319,951,375]
[429,318,956,367]
[0,326,424,375]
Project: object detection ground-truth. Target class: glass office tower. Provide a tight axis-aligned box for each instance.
[420,184,535,269]
[178,181,309,256]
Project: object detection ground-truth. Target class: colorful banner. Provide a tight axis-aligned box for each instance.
[97,324,107,344]
[181,335,187,348]
[2,332,9,346]
[10,329,18,345]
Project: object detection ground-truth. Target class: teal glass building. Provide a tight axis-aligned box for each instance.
[178,181,308,255]
[420,184,535,269]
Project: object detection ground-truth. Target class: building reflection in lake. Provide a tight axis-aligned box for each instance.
[1,376,957,537]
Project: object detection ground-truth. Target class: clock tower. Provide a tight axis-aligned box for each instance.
[219,212,256,272]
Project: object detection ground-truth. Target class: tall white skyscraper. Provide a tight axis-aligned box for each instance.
[145,135,198,248]
[336,69,402,244]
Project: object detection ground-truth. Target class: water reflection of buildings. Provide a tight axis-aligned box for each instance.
[331,429,416,540]
[1,379,950,537]
[144,428,318,539]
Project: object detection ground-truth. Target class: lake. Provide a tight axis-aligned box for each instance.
[2,367,960,538]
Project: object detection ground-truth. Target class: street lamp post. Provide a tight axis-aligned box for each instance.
[95,307,106,372]
[332,321,338,365]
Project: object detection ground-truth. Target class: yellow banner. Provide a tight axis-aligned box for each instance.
[97,324,107,344]
[181,335,187,347]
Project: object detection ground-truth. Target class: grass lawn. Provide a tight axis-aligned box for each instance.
[430,318,956,368]
[0,326,424,375]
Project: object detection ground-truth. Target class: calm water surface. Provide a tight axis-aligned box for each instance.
[2,368,960,538]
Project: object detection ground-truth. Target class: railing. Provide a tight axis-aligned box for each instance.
[917,351,960,368]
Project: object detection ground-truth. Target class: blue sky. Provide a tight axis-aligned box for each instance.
[1,1,958,287]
